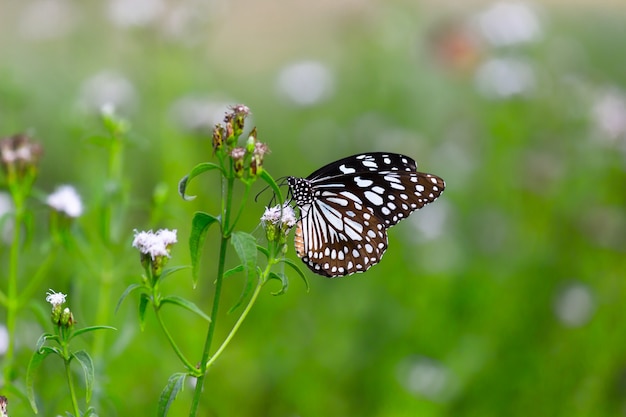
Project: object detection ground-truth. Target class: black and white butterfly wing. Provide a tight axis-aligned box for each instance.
[294,195,388,277]
[288,152,445,277]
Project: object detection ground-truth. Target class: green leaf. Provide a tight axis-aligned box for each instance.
[281,257,310,292]
[115,283,143,313]
[259,170,284,205]
[190,212,219,287]
[268,271,289,296]
[72,350,95,403]
[70,325,117,341]
[161,295,211,322]
[27,346,57,413]
[34,333,56,351]
[139,293,150,330]
[256,245,270,259]
[158,265,191,284]
[229,232,258,312]
[157,373,187,417]
[224,264,244,279]
[178,162,223,201]
[83,407,97,417]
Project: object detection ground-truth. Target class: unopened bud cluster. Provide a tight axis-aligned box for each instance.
[0,133,43,185]
[46,289,75,328]
[212,105,270,179]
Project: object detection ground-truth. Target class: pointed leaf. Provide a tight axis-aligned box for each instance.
[256,245,270,259]
[229,232,258,312]
[34,333,56,351]
[268,271,289,296]
[70,325,117,341]
[190,212,219,286]
[281,257,310,292]
[72,350,95,403]
[224,264,244,279]
[259,170,284,205]
[115,283,143,313]
[157,373,187,417]
[161,295,211,322]
[179,162,223,201]
[27,347,56,412]
[158,265,191,284]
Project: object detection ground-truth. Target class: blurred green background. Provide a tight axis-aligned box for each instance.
[1,0,626,416]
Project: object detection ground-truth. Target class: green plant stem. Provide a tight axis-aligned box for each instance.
[153,306,196,373]
[189,170,236,415]
[205,272,266,369]
[3,191,25,385]
[189,235,229,417]
[64,355,81,417]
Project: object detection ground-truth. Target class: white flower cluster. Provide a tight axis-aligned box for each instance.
[261,204,297,229]
[45,289,67,307]
[132,229,178,260]
[47,185,83,218]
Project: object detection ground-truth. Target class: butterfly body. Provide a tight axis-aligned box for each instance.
[287,153,445,277]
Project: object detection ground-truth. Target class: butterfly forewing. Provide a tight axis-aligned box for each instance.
[288,152,445,277]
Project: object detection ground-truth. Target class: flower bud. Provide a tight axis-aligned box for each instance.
[60,307,75,328]
[212,124,224,153]
[230,147,246,178]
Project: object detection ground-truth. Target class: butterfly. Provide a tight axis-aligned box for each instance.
[287,152,445,277]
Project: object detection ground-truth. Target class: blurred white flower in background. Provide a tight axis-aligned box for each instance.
[47,185,83,218]
[0,325,8,355]
[397,356,459,402]
[107,0,165,28]
[276,60,335,106]
[19,0,76,40]
[410,201,448,241]
[473,1,542,47]
[78,70,137,114]
[591,88,626,143]
[475,57,535,99]
[0,192,14,244]
[553,282,595,328]
[169,96,236,133]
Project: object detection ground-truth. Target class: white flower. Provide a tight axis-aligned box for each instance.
[47,185,83,218]
[132,229,177,260]
[473,1,542,47]
[276,60,335,107]
[591,88,626,142]
[475,57,535,99]
[46,289,67,306]
[261,204,297,229]
[78,70,137,114]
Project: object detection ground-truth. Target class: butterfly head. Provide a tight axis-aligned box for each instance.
[287,176,313,206]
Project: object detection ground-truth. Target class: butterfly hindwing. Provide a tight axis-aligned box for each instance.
[295,194,388,277]
[288,152,445,277]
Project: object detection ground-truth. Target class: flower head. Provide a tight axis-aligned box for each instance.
[47,185,83,218]
[45,289,67,307]
[132,229,177,260]
[261,204,297,245]
[0,133,43,181]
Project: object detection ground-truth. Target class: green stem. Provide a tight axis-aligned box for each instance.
[3,191,25,385]
[64,356,81,417]
[189,168,235,416]
[188,235,229,417]
[153,305,196,373]
[205,272,266,369]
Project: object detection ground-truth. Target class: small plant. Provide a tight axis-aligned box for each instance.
[120,105,307,416]
[26,290,115,416]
